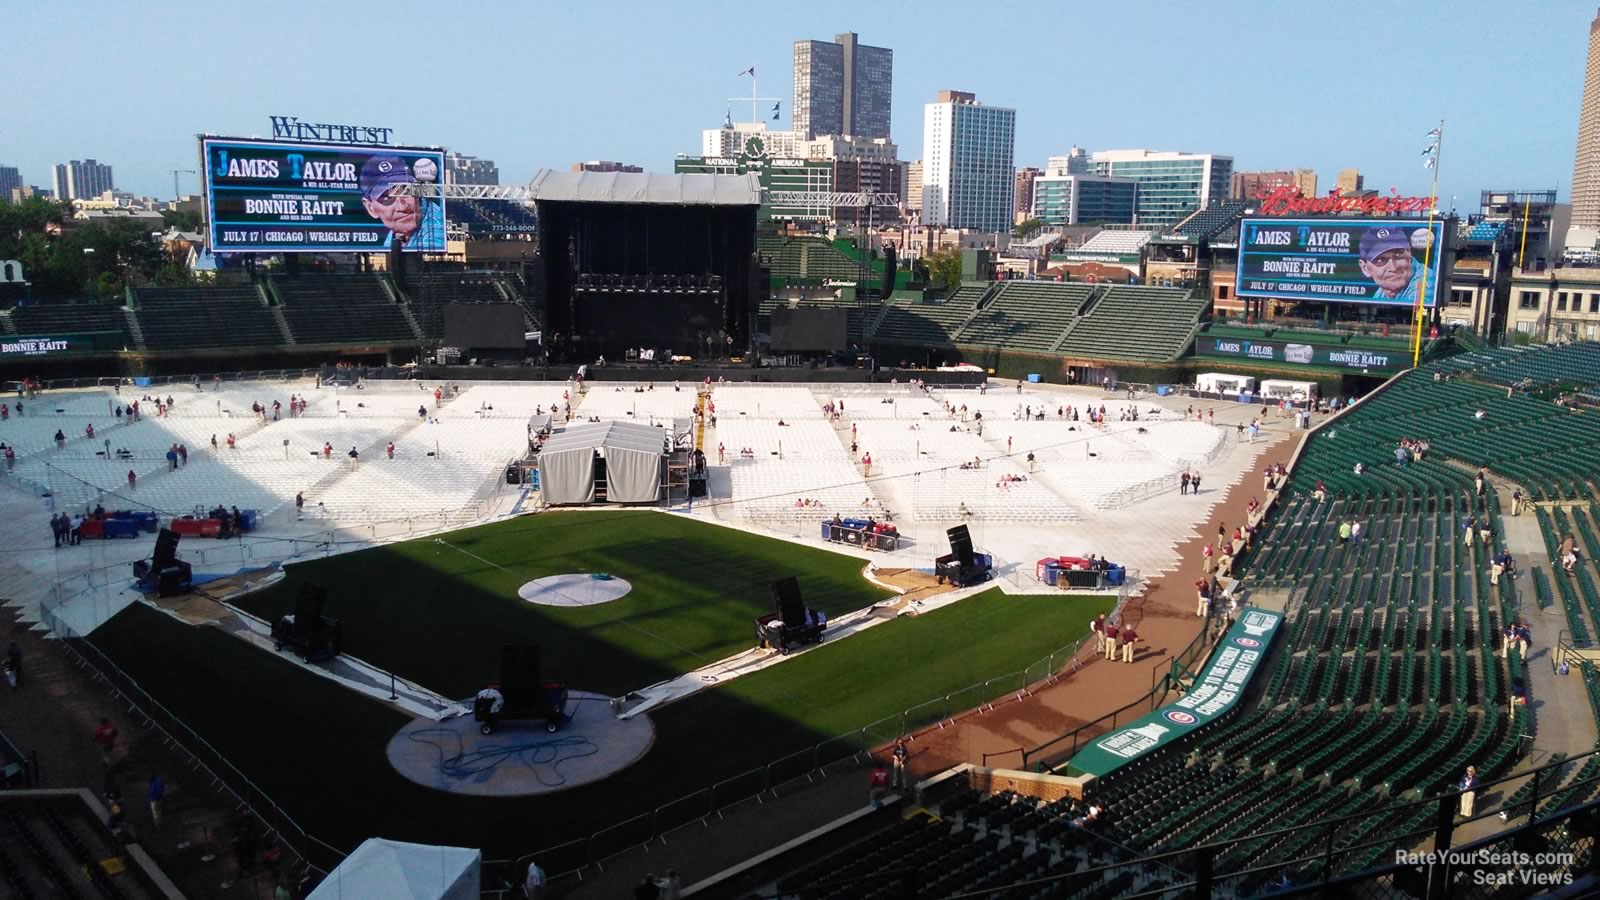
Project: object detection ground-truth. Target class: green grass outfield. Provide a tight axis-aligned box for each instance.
[91,542,1111,859]
[235,510,893,697]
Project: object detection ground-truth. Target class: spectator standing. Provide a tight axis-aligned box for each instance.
[94,718,118,767]
[1512,489,1523,516]
[1351,521,1362,546]
[891,737,909,789]
[5,642,20,689]
[127,470,136,492]
[178,444,187,466]
[386,441,395,460]
[1196,579,1211,617]
[1459,766,1478,817]
[869,762,890,806]
[1120,627,1139,663]
[1202,543,1214,575]
[657,870,682,900]
[1103,622,1120,660]
[1091,614,1106,652]
[70,513,83,546]
[1516,623,1531,659]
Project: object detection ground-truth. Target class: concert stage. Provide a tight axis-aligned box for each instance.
[530,170,761,364]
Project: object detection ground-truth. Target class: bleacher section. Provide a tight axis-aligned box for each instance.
[760,295,881,346]
[132,286,285,351]
[1427,340,1600,391]
[1074,230,1154,255]
[871,285,984,346]
[1464,221,1507,242]
[4,302,131,346]
[1056,286,1207,362]
[758,234,874,283]
[446,197,538,233]
[956,281,1092,351]
[1170,201,1249,241]
[0,795,162,900]
[400,273,515,341]
[272,274,417,345]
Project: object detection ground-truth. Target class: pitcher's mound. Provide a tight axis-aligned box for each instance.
[518,574,632,607]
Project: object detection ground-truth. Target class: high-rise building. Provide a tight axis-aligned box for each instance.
[792,32,892,140]
[1031,174,1138,226]
[0,166,20,203]
[51,159,114,201]
[571,161,643,174]
[1230,169,1317,201]
[444,153,499,185]
[1083,149,1231,228]
[802,135,903,226]
[903,161,923,214]
[1336,168,1365,195]
[921,91,1016,233]
[1015,167,1042,224]
[1576,9,1600,232]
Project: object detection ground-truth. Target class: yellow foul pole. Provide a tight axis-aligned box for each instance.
[1413,121,1444,367]
[1517,193,1532,269]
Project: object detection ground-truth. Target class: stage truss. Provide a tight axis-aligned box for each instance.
[395,183,898,208]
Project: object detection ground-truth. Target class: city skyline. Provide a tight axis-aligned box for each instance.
[0,0,1588,209]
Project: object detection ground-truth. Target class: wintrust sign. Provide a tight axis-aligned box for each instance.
[1253,187,1434,217]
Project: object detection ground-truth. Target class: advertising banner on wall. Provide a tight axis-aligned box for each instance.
[1236,218,1445,308]
[0,332,118,356]
[1196,336,1406,373]
[1067,608,1283,778]
[202,138,446,254]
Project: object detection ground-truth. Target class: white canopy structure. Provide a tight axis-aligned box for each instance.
[308,839,480,900]
[538,420,670,505]
[528,170,762,206]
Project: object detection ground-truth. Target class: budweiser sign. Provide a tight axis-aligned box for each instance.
[1253,187,1434,217]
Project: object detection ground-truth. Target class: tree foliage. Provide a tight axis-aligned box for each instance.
[924,248,964,289]
[1013,217,1046,239]
[0,198,164,298]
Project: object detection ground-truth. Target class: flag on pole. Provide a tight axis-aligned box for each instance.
[1423,157,1436,170]
[738,66,755,77]
[1425,127,1441,139]
[771,102,780,121]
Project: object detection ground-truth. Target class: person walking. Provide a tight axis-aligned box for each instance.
[147,773,165,829]
[656,870,682,900]
[1197,580,1211,617]
[1499,621,1516,658]
[127,470,136,491]
[1191,473,1202,494]
[1459,766,1478,818]
[1350,521,1362,546]
[1516,622,1531,659]
[1512,489,1523,516]
[1181,471,1191,495]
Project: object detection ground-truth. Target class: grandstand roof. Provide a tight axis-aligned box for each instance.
[528,169,762,207]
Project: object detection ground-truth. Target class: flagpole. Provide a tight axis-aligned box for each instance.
[1413,120,1444,368]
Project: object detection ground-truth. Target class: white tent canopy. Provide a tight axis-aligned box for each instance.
[539,419,669,505]
[1195,373,1256,397]
[308,839,480,900]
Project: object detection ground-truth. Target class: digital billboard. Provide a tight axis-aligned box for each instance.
[1195,336,1406,373]
[202,138,446,254]
[1235,218,1445,308]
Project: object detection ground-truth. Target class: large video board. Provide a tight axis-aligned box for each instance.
[1235,218,1445,308]
[202,138,446,254]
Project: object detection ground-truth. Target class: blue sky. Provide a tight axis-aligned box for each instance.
[1,0,1591,210]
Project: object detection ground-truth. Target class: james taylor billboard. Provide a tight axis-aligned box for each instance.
[1236,218,1445,308]
[202,138,446,253]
